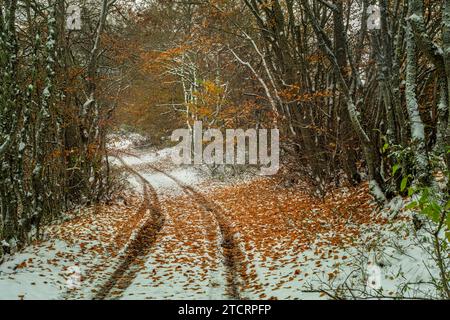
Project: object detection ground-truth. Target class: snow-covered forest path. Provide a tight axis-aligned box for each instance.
[0,142,438,300]
[93,156,165,299]
[96,152,241,299]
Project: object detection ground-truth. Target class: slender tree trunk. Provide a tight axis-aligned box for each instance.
[406,2,429,183]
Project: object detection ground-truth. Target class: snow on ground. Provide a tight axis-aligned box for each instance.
[0,142,218,300]
[0,193,146,300]
[0,137,444,300]
[0,240,82,300]
[111,147,205,195]
[109,148,174,167]
[108,148,235,299]
[107,131,150,151]
[140,168,202,195]
[117,194,229,299]
[202,179,443,299]
[198,179,367,299]
[329,215,441,299]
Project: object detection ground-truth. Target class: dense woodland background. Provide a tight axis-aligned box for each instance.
[0,0,449,270]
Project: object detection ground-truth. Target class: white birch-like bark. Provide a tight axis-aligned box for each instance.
[406,3,429,182]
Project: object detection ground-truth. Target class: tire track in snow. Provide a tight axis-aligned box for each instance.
[141,164,243,300]
[94,156,164,300]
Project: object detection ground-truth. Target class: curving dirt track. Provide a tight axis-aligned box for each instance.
[141,163,243,300]
[96,151,243,300]
[94,157,164,300]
